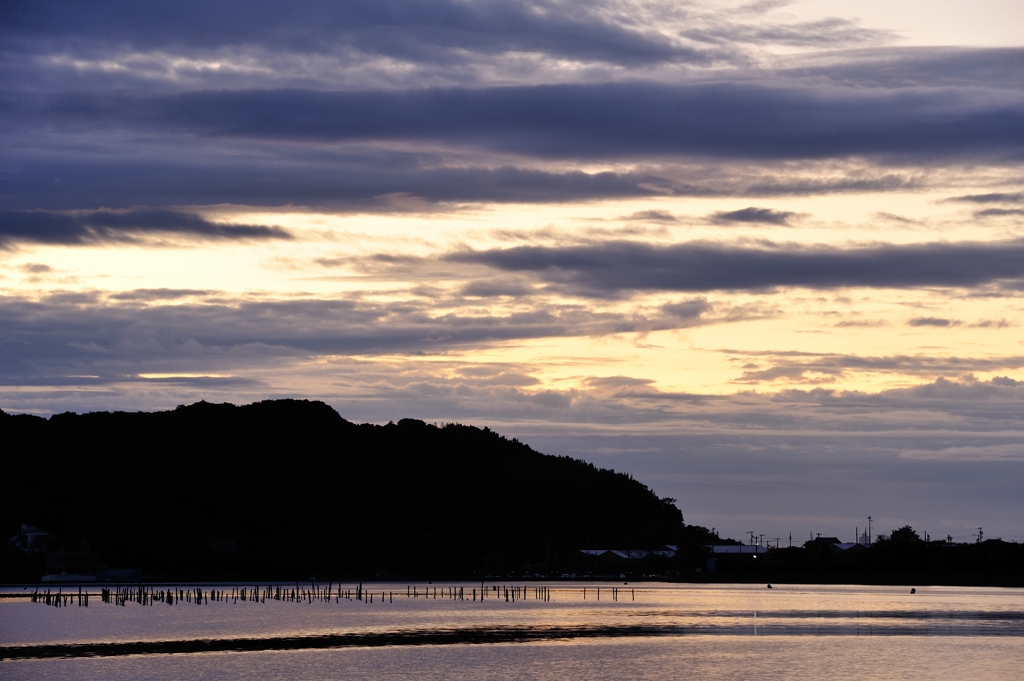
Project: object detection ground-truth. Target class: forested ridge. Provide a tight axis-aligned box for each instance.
[2,399,698,580]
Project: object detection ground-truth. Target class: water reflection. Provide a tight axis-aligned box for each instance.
[2,583,1023,678]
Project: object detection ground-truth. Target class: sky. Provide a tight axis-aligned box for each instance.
[2,0,1024,545]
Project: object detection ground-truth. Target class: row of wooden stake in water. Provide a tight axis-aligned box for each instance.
[29,586,89,607]
[31,583,634,608]
[583,586,632,601]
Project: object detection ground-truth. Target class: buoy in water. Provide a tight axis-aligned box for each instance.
[910,588,916,594]
[767,584,772,589]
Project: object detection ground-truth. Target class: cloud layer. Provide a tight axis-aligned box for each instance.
[8,83,1024,161]
[4,0,1024,542]
[0,209,290,245]
[450,238,1024,295]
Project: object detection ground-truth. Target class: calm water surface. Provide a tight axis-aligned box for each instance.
[2,582,1022,680]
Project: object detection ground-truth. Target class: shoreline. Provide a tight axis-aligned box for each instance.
[4,575,1024,589]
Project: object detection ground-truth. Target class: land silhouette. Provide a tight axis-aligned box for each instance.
[2,399,1021,585]
[1,399,708,581]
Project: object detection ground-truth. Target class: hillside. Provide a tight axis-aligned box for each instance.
[1,399,699,580]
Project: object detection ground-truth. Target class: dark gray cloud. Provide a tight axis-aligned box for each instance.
[0,1,913,102]
[585,375,656,389]
[0,0,708,69]
[0,209,291,245]
[0,374,258,388]
[18,263,53,273]
[3,80,1019,212]
[108,288,213,301]
[10,83,1022,163]
[975,208,1024,218]
[460,279,536,298]
[710,206,794,225]
[947,192,1024,204]
[833,319,888,328]
[4,139,930,211]
[623,210,678,223]
[780,47,1024,90]
[448,238,1024,295]
[683,16,889,50]
[742,173,921,197]
[0,290,722,385]
[729,352,1024,383]
[0,149,682,211]
[907,317,957,327]
[970,319,1014,329]
[662,298,712,320]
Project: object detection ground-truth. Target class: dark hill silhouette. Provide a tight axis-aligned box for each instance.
[1,399,702,580]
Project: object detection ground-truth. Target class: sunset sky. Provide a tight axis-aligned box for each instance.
[3,0,1023,543]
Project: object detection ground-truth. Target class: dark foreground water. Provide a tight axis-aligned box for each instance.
[2,582,1023,679]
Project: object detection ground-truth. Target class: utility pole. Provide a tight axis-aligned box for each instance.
[789,532,792,548]
[748,531,755,546]
[868,516,872,545]
[977,527,984,543]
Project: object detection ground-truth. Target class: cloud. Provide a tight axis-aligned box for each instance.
[873,212,919,224]
[622,210,678,223]
[0,0,903,99]
[907,317,958,327]
[0,209,291,245]
[947,192,1024,204]
[728,353,1024,384]
[780,47,1024,90]
[108,289,214,301]
[970,319,1014,329]
[447,238,1024,296]
[585,375,656,389]
[975,208,1024,218]
[898,444,1024,461]
[0,290,729,386]
[8,82,1024,165]
[662,298,712,320]
[834,319,888,328]
[683,15,890,50]
[0,150,681,210]
[1,0,711,70]
[460,279,536,298]
[710,207,795,225]
[0,144,947,211]
[742,173,921,197]
[18,263,53,273]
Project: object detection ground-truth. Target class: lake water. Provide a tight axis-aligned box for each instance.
[2,582,1023,680]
